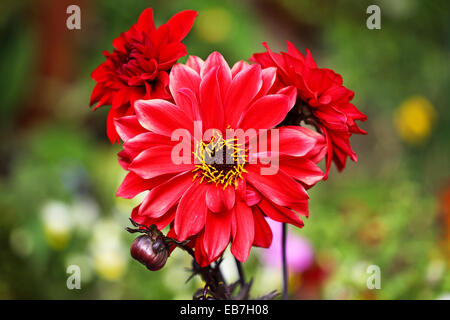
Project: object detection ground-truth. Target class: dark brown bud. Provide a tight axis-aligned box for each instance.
[130,235,168,271]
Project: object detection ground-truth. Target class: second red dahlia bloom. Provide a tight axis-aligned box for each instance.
[90,8,197,143]
[251,42,367,177]
[115,52,326,266]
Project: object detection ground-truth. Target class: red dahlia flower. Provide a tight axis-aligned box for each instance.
[115,52,326,266]
[90,8,197,143]
[251,42,367,177]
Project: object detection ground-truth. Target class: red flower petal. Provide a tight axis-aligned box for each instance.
[286,40,306,61]
[199,67,225,130]
[245,165,308,207]
[230,61,249,77]
[279,157,324,186]
[249,126,317,162]
[252,206,273,248]
[116,171,172,199]
[166,10,198,42]
[321,125,333,179]
[175,181,208,241]
[290,200,309,217]
[114,116,146,142]
[186,56,204,74]
[276,86,297,110]
[139,172,193,218]
[225,64,262,127]
[173,88,201,121]
[261,42,290,77]
[244,185,262,206]
[278,126,317,156]
[341,102,368,122]
[231,201,254,262]
[223,186,236,211]
[313,105,347,131]
[195,230,212,267]
[205,185,224,213]
[106,106,123,144]
[118,150,131,170]
[123,131,177,160]
[304,48,318,68]
[236,178,246,200]
[204,210,232,261]
[131,204,175,230]
[200,52,232,90]
[90,83,105,106]
[238,94,294,131]
[136,8,156,35]
[169,63,201,108]
[258,198,304,229]
[129,145,194,179]
[134,99,193,136]
[158,42,187,70]
[253,67,277,101]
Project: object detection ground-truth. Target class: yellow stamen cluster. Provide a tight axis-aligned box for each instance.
[192,133,247,189]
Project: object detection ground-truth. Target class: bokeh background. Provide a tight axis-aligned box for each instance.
[0,0,449,299]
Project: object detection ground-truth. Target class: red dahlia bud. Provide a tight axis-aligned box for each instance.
[130,235,168,271]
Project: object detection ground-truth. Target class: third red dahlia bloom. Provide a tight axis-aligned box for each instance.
[251,42,367,177]
[90,8,197,143]
[114,52,326,266]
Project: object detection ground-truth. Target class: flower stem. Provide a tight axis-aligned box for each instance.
[282,223,288,300]
[234,258,245,287]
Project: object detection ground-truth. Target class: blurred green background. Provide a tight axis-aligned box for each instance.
[0,0,449,299]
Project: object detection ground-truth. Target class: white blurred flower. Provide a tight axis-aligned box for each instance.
[219,249,239,284]
[437,293,450,300]
[426,259,445,285]
[71,197,99,233]
[351,261,372,287]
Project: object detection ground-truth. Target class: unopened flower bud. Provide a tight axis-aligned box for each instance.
[130,235,168,271]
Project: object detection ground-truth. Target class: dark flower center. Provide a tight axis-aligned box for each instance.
[192,133,247,189]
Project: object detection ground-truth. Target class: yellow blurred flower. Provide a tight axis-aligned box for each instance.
[394,95,436,145]
[41,201,73,250]
[195,8,232,43]
[94,250,126,281]
[90,219,127,281]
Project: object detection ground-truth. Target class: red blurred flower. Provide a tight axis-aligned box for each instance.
[251,42,367,177]
[114,52,326,266]
[90,8,197,143]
